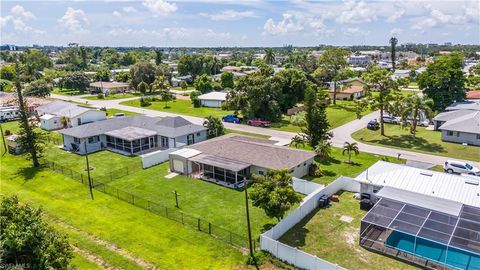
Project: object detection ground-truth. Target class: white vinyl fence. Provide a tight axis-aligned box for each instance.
[140,148,178,168]
[260,176,360,270]
[292,177,325,195]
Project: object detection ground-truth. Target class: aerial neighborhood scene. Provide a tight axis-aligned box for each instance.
[2,0,480,269]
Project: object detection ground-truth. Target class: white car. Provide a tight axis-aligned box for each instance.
[382,115,401,124]
[444,160,480,176]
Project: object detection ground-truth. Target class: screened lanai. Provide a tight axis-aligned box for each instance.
[190,154,250,188]
[360,187,480,270]
[105,127,158,154]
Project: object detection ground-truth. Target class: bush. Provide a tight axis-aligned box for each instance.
[309,163,323,177]
[190,90,201,108]
[97,93,105,99]
[245,251,266,265]
[140,97,151,107]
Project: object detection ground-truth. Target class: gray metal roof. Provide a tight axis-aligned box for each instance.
[433,110,475,122]
[445,101,480,111]
[190,153,251,172]
[438,111,480,134]
[36,101,94,118]
[59,115,206,139]
[104,127,156,141]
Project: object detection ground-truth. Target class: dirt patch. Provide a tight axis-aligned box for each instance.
[73,245,118,270]
[344,228,369,263]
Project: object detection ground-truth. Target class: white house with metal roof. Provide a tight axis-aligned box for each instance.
[35,101,106,130]
[198,91,228,108]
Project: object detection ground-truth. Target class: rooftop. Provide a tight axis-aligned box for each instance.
[445,101,480,111]
[89,81,130,89]
[36,101,97,118]
[467,90,480,100]
[198,91,227,101]
[104,126,156,141]
[438,111,480,134]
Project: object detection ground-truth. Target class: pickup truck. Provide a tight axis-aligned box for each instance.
[246,119,271,127]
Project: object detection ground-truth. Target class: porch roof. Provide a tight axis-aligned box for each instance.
[104,126,156,141]
[190,154,251,172]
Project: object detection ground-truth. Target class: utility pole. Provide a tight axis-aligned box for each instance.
[244,179,254,259]
[0,122,7,155]
[83,141,94,200]
[173,190,179,208]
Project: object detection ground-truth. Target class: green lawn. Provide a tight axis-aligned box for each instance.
[352,124,480,162]
[271,100,372,133]
[172,86,196,91]
[106,162,279,237]
[225,128,271,139]
[294,146,404,185]
[121,98,234,118]
[52,88,87,96]
[0,152,251,269]
[279,192,416,270]
[105,108,140,117]
[83,93,138,100]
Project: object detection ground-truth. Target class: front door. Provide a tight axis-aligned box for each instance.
[77,118,81,126]
[161,136,169,148]
[187,134,194,145]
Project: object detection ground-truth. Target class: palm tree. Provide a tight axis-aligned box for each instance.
[406,95,433,137]
[264,48,275,65]
[60,116,70,128]
[314,140,332,160]
[390,37,398,71]
[290,134,307,148]
[342,142,359,164]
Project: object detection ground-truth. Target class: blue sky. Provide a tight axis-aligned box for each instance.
[1,0,479,47]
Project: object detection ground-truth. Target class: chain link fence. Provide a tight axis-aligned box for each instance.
[43,160,250,248]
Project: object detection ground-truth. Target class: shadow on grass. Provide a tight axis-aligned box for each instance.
[15,165,41,181]
[269,119,293,129]
[316,156,341,165]
[371,134,446,153]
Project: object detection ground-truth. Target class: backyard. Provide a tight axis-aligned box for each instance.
[51,87,87,96]
[121,98,234,118]
[279,192,416,270]
[352,124,480,161]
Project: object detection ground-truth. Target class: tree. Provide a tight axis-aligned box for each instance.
[418,53,466,111]
[94,67,111,82]
[159,89,174,108]
[19,48,52,72]
[203,116,225,138]
[152,75,169,93]
[249,169,302,221]
[190,91,201,107]
[0,65,16,81]
[115,71,130,82]
[263,48,275,65]
[1,195,73,269]
[390,37,398,71]
[290,111,306,127]
[136,81,149,95]
[180,80,188,90]
[130,61,156,92]
[60,116,70,128]
[303,85,330,147]
[155,50,163,65]
[220,71,235,89]
[14,64,43,167]
[316,48,350,104]
[258,61,274,77]
[314,140,332,160]
[194,74,213,94]
[25,79,52,97]
[342,142,359,164]
[289,134,307,148]
[362,66,398,136]
[61,73,90,92]
[406,95,433,136]
[274,68,309,112]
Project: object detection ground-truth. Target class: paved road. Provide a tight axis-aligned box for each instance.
[51,94,479,166]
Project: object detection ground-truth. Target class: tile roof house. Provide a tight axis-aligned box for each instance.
[59,115,207,155]
[467,90,480,100]
[35,101,106,130]
[327,77,366,100]
[169,134,315,188]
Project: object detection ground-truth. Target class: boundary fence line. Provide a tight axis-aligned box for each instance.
[43,160,250,249]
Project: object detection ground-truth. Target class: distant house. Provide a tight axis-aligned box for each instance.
[198,91,227,108]
[169,134,316,188]
[391,69,411,80]
[171,75,193,87]
[444,101,480,112]
[59,116,207,155]
[433,101,480,146]
[89,81,131,95]
[467,90,480,100]
[36,101,106,131]
[220,66,241,72]
[327,77,366,100]
[348,55,371,66]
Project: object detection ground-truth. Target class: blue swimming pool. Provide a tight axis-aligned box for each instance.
[386,231,480,270]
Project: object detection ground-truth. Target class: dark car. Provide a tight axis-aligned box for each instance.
[247,119,271,127]
[222,114,241,123]
[367,120,379,130]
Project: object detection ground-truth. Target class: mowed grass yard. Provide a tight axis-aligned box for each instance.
[352,124,480,162]
[106,162,279,237]
[121,98,235,118]
[280,192,417,270]
[83,93,138,100]
[51,87,87,96]
[0,153,250,269]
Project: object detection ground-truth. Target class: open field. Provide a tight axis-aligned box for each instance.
[352,124,480,161]
[225,128,271,139]
[279,192,416,270]
[293,146,405,185]
[106,162,279,237]
[83,93,138,100]
[51,87,87,96]
[121,98,235,118]
[0,151,252,269]
[105,108,140,116]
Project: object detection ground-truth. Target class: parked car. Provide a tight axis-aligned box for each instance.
[404,117,430,127]
[246,119,271,127]
[113,113,125,118]
[444,160,480,176]
[222,114,241,124]
[367,119,379,130]
[382,115,401,124]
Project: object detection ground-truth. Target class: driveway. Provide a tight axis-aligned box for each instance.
[50,94,478,166]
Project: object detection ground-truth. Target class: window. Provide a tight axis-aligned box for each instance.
[197,132,201,137]
[258,171,264,175]
[88,136,100,143]
[447,131,454,136]
[303,162,307,166]
[73,137,81,144]
[456,132,460,137]
[187,134,194,145]
[477,134,480,140]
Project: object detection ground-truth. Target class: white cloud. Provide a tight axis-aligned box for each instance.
[58,7,89,33]
[142,0,177,16]
[11,5,35,20]
[390,28,403,36]
[122,6,138,13]
[338,0,376,24]
[200,10,257,21]
[206,29,231,39]
[344,27,369,37]
[263,13,304,35]
[1,5,43,34]
[410,5,473,32]
[112,11,122,17]
[0,16,13,28]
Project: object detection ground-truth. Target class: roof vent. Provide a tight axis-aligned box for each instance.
[464,175,479,185]
[420,172,433,177]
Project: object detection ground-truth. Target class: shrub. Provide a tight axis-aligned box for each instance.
[309,163,323,177]
[97,93,104,99]
[140,97,151,107]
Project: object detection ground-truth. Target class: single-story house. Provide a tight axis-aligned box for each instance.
[437,111,480,146]
[169,134,316,188]
[171,75,193,87]
[467,90,480,100]
[198,91,227,108]
[35,101,106,130]
[327,77,366,100]
[391,69,410,80]
[220,66,241,72]
[444,101,480,112]
[89,81,131,95]
[59,115,207,155]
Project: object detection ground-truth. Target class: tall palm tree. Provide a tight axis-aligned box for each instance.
[60,116,70,129]
[290,134,307,148]
[342,142,359,164]
[390,37,398,71]
[314,140,332,160]
[264,48,275,65]
[406,95,433,137]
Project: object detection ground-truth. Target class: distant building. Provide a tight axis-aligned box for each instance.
[36,101,106,130]
[391,69,411,80]
[348,55,371,66]
[433,101,480,146]
[198,91,227,108]
[327,78,366,100]
[89,81,131,95]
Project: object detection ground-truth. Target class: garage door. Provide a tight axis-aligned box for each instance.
[173,159,184,173]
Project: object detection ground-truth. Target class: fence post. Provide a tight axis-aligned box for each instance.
[197,218,200,231]
[208,223,211,234]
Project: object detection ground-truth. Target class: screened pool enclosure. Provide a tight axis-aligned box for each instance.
[360,188,480,270]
